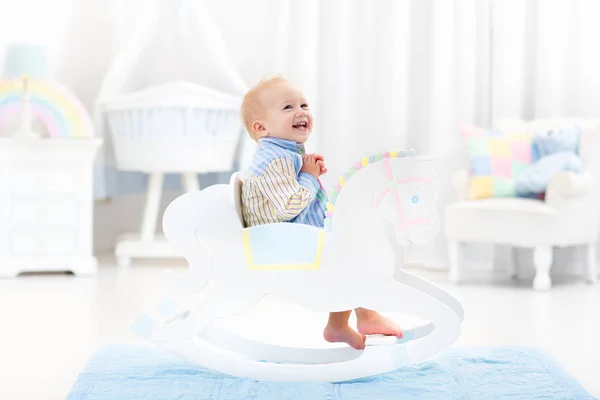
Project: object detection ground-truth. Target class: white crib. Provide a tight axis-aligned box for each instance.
[105,81,242,173]
[99,81,244,266]
[93,0,252,266]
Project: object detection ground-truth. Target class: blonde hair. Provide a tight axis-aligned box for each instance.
[240,75,288,141]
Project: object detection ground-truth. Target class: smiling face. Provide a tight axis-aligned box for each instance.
[247,79,314,143]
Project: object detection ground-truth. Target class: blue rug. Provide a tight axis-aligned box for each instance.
[68,345,595,400]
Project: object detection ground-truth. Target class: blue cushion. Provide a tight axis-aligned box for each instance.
[531,125,581,162]
[516,152,581,195]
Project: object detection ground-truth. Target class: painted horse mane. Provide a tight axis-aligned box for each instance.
[324,149,419,230]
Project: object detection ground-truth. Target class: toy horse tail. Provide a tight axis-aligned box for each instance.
[162,188,220,293]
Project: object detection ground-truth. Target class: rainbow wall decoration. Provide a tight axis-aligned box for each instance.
[0,79,93,138]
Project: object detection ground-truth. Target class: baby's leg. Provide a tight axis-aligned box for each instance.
[323,311,366,350]
[355,308,403,338]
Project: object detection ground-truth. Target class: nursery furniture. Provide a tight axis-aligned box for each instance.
[0,44,101,277]
[445,118,600,290]
[94,0,250,267]
[0,137,102,277]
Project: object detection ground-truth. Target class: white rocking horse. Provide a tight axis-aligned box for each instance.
[131,150,464,382]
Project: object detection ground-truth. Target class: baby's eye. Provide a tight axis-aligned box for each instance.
[301,103,309,109]
[411,195,419,204]
[283,105,292,110]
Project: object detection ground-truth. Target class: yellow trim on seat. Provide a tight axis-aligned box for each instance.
[242,229,325,271]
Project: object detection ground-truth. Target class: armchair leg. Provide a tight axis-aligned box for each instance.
[448,241,461,283]
[533,246,553,291]
[586,244,598,284]
[510,246,519,280]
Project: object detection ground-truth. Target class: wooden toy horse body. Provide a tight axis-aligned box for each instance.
[131,152,463,382]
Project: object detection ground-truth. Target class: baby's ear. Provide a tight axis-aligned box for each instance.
[252,121,269,138]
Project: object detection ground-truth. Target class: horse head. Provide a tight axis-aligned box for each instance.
[373,155,440,246]
[325,151,440,249]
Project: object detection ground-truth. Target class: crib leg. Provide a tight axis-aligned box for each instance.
[141,172,164,242]
[181,172,200,192]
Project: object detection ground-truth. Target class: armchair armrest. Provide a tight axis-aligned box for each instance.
[452,169,470,201]
[545,171,595,204]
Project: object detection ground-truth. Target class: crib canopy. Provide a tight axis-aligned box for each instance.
[97,0,247,102]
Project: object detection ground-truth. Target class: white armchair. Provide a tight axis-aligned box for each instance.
[444,118,600,290]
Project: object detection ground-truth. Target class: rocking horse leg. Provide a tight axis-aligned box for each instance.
[131,310,197,342]
[133,284,268,343]
[358,276,462,360]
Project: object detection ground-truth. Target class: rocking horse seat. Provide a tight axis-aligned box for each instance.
[232,172,326,270]
[242,224,326,270]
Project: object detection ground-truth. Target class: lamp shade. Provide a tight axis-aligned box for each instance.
[2,44,50,79]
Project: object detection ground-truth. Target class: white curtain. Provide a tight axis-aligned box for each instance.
[488,0,600,275]
[2,0,599,270]
[201,0,491,166]
[206,0,491,268]
[201,0,600,271]
[490,0,600,121]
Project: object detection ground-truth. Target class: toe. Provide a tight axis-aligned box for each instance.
[354,339,366,350]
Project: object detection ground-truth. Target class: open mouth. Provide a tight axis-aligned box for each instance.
[293,121,308,130]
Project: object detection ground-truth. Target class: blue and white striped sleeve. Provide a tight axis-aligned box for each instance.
[256,157,320,221]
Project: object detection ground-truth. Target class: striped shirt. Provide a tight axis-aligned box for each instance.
[242,137,328,228]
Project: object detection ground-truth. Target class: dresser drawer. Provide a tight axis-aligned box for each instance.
[11,232,76,256]
[11,167,78,195]
[11,200,78,227]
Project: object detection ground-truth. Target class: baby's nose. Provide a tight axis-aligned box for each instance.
[295,110,306,117]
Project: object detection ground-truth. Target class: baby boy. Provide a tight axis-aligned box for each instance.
[240,76,403,350]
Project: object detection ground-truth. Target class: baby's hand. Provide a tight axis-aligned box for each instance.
[301,154,321,179]
[312,154,328,176]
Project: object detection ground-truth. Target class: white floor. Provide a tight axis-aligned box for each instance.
[0,257,599,400]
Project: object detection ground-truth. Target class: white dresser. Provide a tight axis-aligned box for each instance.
[0,137,102,277]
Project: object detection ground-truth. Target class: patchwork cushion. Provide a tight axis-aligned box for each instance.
[461,125,532,199]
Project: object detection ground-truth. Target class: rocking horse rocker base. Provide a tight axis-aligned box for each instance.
[131,150,464,382]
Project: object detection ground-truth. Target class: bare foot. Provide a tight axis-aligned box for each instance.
[323,325,366,350]
[356,310,404,338]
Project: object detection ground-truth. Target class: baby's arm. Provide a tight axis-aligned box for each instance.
[257,158,320,221]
